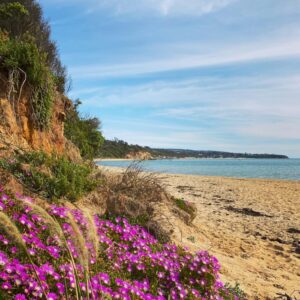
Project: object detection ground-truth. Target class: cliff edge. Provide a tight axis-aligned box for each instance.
[0,75,80,160]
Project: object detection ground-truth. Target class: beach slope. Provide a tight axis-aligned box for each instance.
[100,166,300,299]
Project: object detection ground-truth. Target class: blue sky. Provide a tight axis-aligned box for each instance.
[41,0,300,157]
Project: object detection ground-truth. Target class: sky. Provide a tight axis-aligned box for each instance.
[41,0,300,157]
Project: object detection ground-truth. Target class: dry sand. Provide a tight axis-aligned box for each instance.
[94,158,134,162]
[100,166,300,299]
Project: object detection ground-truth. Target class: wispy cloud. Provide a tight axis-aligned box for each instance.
[44,0,236,16]
[70,37,300,80]
[236,120,300,141]
[77,74,300,145]
[74,75,300,108]
[84,0,236,16]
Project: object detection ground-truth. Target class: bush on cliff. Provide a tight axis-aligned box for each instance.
[0,0,67,93]
[0,150,97,202]
[0,32,55,129]
[0,187,238,299]
[0,1,68,129]
[64,99,104,159]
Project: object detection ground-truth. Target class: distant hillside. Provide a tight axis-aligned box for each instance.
[150,148,288,159]
[98,139,150,158]
[98,139,288,159]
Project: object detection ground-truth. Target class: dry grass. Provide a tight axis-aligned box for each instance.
[22,199,65,244]
[67,211,89,267]
[106,161,166,203]
[82,208,99,259]
[0,211,48,299]
[0,211,25,249]
[91,162,197,242]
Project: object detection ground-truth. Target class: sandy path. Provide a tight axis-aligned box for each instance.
[100,166,300,299]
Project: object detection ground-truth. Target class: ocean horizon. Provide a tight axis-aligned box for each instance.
[97,158,300,180]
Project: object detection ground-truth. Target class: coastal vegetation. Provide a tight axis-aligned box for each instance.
[0,1,67,129]
[0,1,246,299]
[0,150,97,202]
[64,99,105,160]
[0,0,104,156]
[0,0,67,93]
[174,198,197,221]
[0,31,55,129]
[98,139,288,159]
[98,139,151,159]
[0,187,238,299]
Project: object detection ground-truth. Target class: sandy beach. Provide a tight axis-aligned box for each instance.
[94,158,135,162]
[100,166,300,299]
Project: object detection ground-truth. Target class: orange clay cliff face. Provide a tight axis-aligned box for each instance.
[0,77,80,160]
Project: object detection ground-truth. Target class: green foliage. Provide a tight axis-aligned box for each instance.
[0,0,67,92]
[0,35,55,128]
[0,150,98,202]
[128,214,150,228]
[64,99,105,159]
[187,236,195,243]
[225,283,247,300]
[99,138,151,158]
[175,198,196,216]
[0,2,28,19]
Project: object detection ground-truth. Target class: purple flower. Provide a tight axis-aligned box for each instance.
[0,252,8,265]
[46,293,58,300]
[1,282,12,290]
[15,294,27,300]
[0,187,232,300]
[56,282,64,294]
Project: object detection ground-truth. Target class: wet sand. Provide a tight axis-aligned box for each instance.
[100,166,300,299]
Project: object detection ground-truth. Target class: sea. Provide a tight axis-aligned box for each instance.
[96,158,300,180]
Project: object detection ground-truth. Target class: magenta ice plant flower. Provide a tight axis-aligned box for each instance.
[0,187,236,300]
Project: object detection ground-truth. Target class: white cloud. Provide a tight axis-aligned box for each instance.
[70,37,300,80]
[74,75,300,108]
[236,120,300,141]
[76,74,300,145]
[84,0,236,16]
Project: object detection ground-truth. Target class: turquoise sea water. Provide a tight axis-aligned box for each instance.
[96,158,300,180]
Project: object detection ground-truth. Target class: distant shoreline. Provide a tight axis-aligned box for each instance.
[94,157,290,162]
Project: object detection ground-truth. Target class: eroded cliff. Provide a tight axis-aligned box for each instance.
[0,76,80,159]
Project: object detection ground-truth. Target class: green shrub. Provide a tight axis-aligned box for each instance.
[0,34,55,129]
[225,283,247,299]
[0,150,98,202]
[64,99,104,159]
[175,198,196,216]
[0,0,67,93]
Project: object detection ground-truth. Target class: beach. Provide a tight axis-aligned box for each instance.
[100,166,300,299]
